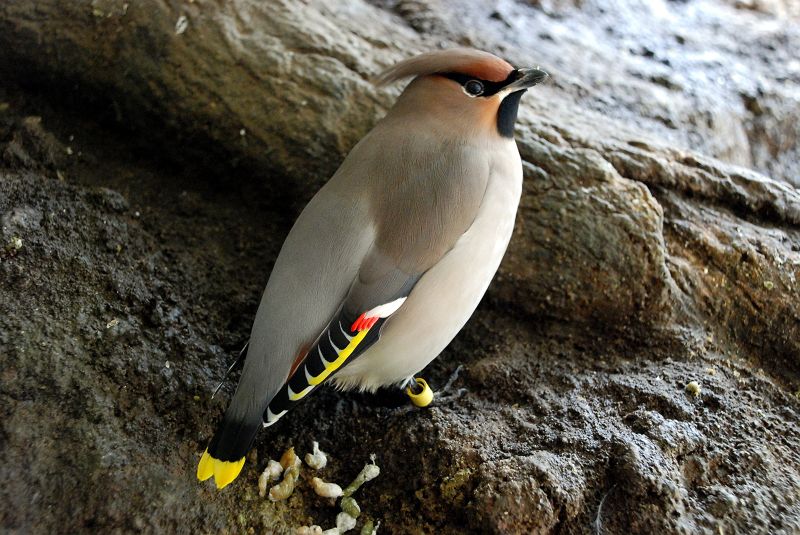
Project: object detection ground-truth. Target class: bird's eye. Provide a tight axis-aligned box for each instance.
[464,80,484,96]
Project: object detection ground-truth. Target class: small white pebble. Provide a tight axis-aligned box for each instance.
[305,441,328,470]
[175,15,188,35]
[269,471,297,501]
[336,512,357,533]
[280,447,301,471]
[295,526,323,535]
[270,448,301,501]
[361,464,379,482]
[165,361,171,369]
[106,318,119,329]
[258,460,283,497]
[65,146,73,155]
[239,128,246,136]
[685,381,701,397]
[311,477,342,498]
[267,459,283,477]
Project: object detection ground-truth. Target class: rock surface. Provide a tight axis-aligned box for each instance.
[1,0,799,533]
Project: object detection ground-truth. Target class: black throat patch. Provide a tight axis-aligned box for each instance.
[497,90,525,138]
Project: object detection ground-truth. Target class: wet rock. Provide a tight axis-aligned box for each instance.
[501,134,676,327]
[0,0,799,534]
[0,115,69,171]
[471,457,559,534]
[1,206,43,234]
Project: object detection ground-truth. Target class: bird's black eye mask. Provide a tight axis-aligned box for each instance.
[440,69,520,97]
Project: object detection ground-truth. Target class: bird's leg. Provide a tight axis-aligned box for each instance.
[401,365,467,407]
[405,376,423,395]
[405,376,434,407]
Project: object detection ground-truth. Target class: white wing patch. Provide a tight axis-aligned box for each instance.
[364,297,407,319]
[263,407,287,427]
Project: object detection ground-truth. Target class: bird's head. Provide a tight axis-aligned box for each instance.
[375,48,548,139]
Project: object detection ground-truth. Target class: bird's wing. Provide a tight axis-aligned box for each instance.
[201,127,492,486]
[261,247,422,425]
[221,180,375,425]
[262,133,492,425]
[216,125,491,428]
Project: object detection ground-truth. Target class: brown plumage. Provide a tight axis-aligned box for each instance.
[197,48,548,489]
[374,48,514,85]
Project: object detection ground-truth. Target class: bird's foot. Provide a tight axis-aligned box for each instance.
[403,365,467,407]
[405,376,434,407]
[434,364,467,404]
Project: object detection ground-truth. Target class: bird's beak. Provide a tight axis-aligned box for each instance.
[504,68,549,93]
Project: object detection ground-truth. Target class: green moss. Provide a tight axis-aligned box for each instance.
[440,468,474,506]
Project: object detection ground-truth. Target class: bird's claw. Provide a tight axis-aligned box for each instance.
[428,365,468,404]
[434,387,467,404]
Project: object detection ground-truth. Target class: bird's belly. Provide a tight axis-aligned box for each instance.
[333,165,522,391]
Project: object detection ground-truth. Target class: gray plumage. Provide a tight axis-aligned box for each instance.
[201,49,548,486]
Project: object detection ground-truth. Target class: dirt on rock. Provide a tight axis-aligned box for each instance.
[1,1,799,534]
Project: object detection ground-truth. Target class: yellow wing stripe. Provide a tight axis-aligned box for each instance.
[288,385,314,401]
[307,329,369,386]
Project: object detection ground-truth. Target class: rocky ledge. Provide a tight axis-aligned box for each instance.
[1,0,798,533]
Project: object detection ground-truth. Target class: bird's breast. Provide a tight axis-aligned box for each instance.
[332,140,523,390]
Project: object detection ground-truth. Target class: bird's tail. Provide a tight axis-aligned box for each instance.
[196,412,260,489]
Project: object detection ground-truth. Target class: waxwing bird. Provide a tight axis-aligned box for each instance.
[197,48,548,489]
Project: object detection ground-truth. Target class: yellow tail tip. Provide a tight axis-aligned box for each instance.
[406,377,433,407]
[213,457,246,489]
[197,449,214,481]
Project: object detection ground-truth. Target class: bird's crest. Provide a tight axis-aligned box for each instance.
[374,48,514,87]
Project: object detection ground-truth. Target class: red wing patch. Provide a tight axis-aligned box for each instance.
[287,345,310,380]
[351,313,380,332]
